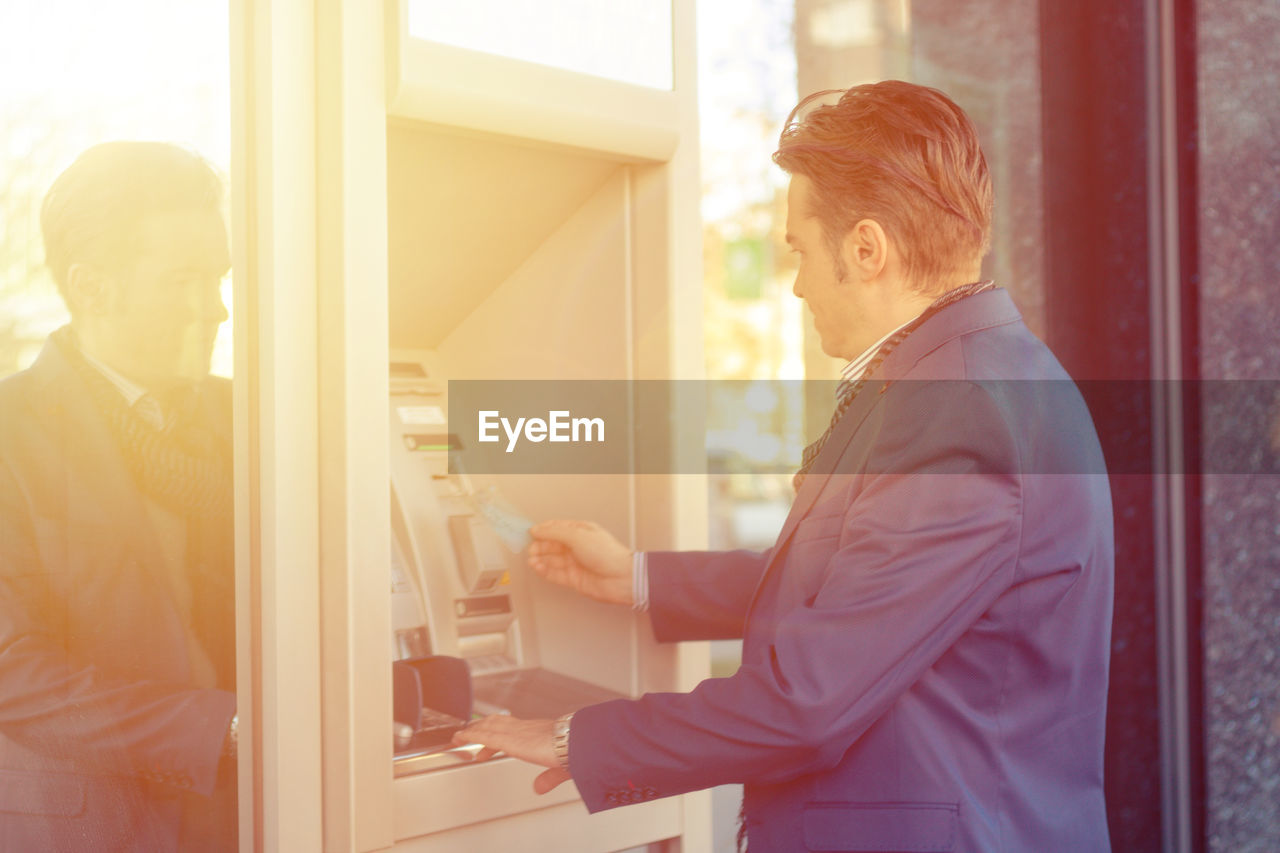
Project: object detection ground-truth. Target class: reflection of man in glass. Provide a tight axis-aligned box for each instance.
[0,142,237,851]
[459,82,1114,852]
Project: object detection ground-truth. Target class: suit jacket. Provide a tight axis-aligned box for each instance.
[568,289,1114,852]
[0,338,236,852]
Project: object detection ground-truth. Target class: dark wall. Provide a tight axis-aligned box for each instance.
[1039,2,1168,850]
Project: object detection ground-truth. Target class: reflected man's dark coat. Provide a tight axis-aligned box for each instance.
[0,340,235,852]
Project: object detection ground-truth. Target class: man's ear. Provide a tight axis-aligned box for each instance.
[840,219,890,282]
[64,263,114,316]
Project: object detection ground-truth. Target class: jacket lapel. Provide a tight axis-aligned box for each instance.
[773,379,884,546]
[26,339,166,576]
[745,289,1024,608]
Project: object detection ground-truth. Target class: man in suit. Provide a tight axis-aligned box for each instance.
[459,81,1114,852]
[0,142,237,851]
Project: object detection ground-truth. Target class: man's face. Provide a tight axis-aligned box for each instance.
[94,206,230,390]
[785,175,867,360]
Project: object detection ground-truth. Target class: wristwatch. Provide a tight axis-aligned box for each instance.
[552,713,573,769]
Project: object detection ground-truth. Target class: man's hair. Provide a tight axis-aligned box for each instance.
[773,80,993,291]
[40,141,224,299]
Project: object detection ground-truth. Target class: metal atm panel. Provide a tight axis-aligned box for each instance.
[388,352,625,775]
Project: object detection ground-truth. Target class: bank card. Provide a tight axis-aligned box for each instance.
[470,487,534,552]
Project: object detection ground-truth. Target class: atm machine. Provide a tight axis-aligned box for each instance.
[365,1,707,844]
[233,0,707,848]
[387,350,626,775]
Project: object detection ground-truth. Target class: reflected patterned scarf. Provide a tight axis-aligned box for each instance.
[52,326,236,690]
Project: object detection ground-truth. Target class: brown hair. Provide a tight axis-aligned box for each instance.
[773,80,992,291]
[40,141,224,300]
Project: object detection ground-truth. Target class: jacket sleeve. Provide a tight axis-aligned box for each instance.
[646,549,771,642]
[0,461,234,797]
[567,381,1023,811]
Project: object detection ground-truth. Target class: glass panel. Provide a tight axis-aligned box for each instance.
[406,0,674,90]
[699,0,1050,567]
[698,0,799,556]
[0,2,238,848]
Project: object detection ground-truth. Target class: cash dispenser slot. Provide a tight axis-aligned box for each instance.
[448,514,507,594]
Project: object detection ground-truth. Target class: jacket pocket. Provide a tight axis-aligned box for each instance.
[0,768,87,817]
[803,801,957,852]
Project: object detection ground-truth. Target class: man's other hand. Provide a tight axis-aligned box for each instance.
[528,520,634,606]
[453,715,573,795]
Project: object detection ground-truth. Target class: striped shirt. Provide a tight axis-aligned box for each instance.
[79,347,168,429]
[837,314,919,394]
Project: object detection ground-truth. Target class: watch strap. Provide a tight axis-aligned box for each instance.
[552,712,573,769]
